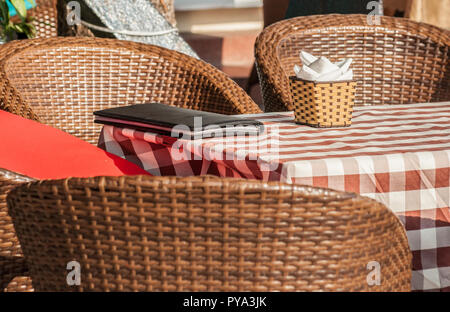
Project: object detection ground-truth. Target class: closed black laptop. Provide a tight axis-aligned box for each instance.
[94,103,264,139]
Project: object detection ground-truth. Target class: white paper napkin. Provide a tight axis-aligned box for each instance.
[294,51,353,82]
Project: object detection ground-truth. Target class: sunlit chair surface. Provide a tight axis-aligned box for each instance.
[255,14,450,112]
[0,37,261,144]
[8,175,411,291]
[31,0,58,38]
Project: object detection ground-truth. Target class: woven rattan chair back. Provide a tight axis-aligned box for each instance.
[0,168,34,292]
[0,1,57,287]
[255,14,450,112]
[0,37,261,144]
[8,175,411,291]
[9,0,57,39]
[31,0,58,38]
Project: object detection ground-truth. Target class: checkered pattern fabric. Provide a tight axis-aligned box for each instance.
[99,102,450,292]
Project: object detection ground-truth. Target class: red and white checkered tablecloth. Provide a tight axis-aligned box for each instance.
[99,102,450,292]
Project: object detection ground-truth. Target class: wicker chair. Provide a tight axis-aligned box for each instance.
[0,0,57,288]
[0,168,34,292]
[0,0,59,286]
[255,14,450,112]
[10,0,58,38]
[7,175,411,291]
[0,37,262,145]
[30,0,58,38]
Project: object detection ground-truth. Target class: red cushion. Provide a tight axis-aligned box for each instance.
[0,110,150,179]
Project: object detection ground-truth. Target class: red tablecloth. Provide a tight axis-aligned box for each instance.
[0,110,149,180]
[99,102,450,292]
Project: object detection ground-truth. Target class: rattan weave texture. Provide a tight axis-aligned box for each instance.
[255,14,450,112]
[9,0,57,39]
[8,175,411,291]
[289,77,356,127]
[0,1,56,292]
[30,0,58,38]
[0,37,261,144]
[0,1,58,121]
[0,169,35,292]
